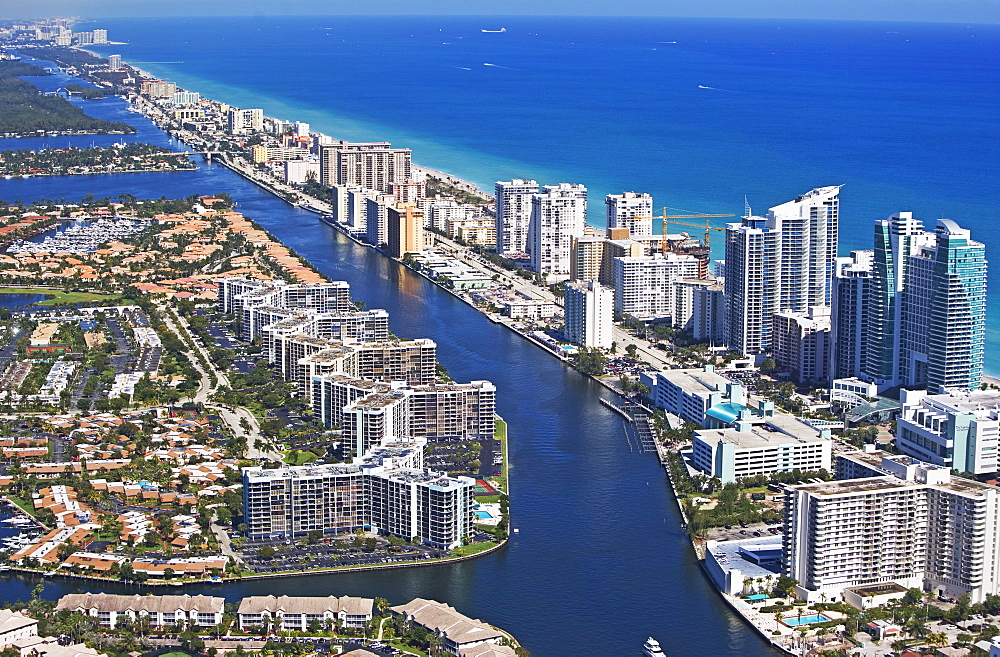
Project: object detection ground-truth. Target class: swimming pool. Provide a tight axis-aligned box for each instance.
[475,511,493,520]
[781,613,831,627]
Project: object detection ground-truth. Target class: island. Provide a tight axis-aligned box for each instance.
[0,59,134,138]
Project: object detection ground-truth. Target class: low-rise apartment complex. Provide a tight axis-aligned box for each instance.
[236,595,374,631]
[390,598,512,657]
[55,593,224,629]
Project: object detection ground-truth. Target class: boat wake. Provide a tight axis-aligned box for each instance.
[483,62,518,70]
[447,65,472,71]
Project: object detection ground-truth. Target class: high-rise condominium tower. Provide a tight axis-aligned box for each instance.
[862,214,986,392]
[723,186,840,355]
[494,179,538,256]
[606,192,653,236]
[529,183,588,283]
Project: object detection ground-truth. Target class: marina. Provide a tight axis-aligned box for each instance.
[6,216,152,254]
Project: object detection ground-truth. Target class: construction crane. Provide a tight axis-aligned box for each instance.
[634,207,735,252]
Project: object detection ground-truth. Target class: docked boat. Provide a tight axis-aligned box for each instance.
[643,637,666,657]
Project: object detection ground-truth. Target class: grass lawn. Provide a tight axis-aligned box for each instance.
[36,291,122,306]
[386,643,428,657]
[5,495,40,518]
[452,541,497,557]
[0,287,122,306]
[284,450,318,466]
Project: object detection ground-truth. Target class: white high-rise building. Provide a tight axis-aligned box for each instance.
[319,143,412,193]
[529,183,587,282]
[784,455,1000,604]
[613,253,701,322]
[724,186,840,355]
[563,280,613,349]
[494,179,538,256]
[771,306,832,384]
[92,29,107,44]
[606,192,653,236]
[172,90,201,106]
[107,54,121,70]
[227,108,264,135]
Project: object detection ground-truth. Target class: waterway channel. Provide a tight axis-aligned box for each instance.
[0,68,777,656]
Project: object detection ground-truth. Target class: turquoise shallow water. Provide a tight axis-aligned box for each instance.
[79,15,1000,369]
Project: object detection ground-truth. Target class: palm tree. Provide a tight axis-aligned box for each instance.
[427,633,445,657]
[905,617,928,639]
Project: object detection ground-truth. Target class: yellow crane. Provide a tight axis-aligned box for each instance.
[634,207,735,252]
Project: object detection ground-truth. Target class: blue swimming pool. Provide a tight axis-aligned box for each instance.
[475,511,493,520]
[781,614,831,627]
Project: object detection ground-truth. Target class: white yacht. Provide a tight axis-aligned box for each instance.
[642,637,666,657]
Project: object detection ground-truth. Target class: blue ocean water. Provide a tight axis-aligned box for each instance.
[79,15,1000,367]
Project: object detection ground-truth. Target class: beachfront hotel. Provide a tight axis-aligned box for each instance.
[771,306,832,384]
[829,249,874,380]
[528,183,588,282]
[227,107,264,134]
[783,455,1000,603]
[724,186,840,355]
[612,252,701,322]
[318,141,412,192]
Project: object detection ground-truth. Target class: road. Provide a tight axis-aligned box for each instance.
[430,233,674,370]
[210,521,243,565]
[156,305,281,462]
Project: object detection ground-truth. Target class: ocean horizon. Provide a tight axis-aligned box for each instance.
[77,14,1000,372]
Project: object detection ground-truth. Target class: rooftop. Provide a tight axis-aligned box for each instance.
[706,538,783,580]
